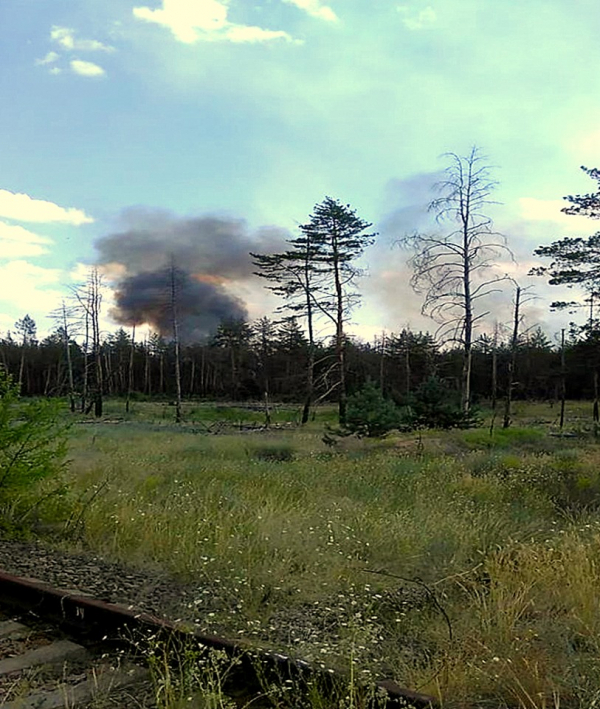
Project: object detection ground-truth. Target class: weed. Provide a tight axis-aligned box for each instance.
[247,442,296,463]
[28,399,600,706]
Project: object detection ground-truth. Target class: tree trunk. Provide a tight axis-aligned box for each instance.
[170,262,183,423]
[503,286,521,429]
[332,230,347,425]
[301,346,315,425]
[94,354,103,417]
[90,270,103,418]
[126,325,136,414]
[301,267,316,425]
[81,309,89,413]
[405,345,411,398]
[43,365,52,397]
[18,348,25,394]
[559,328,566,431]
[144,339,150,395]
[104,352,112,396]
[200,347,206,397]
[593,369,599,438]
[489,341,498,436]
[379,332,386,394]
[230,347,238,400]
[461,240,473,414]
[62,304,76,412]
[159,354,164,395]
[263,389,271,427]
[189,357,195,398]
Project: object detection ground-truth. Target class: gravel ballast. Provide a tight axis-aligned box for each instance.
[0,538,195,622]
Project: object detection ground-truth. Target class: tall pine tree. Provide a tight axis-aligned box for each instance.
[299,197,376,425]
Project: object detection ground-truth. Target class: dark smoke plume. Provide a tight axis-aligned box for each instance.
[113,269,247,342]
[95,209,287,341]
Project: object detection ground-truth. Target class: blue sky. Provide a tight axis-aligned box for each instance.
[1,0,600,342]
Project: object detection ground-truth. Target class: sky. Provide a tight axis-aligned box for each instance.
[1,0,600,345]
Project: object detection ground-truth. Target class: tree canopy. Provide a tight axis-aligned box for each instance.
[533,166,600,302]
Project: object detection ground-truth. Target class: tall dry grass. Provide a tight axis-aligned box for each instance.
[34,405,600,707]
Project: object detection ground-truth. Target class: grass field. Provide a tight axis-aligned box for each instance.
[10,398,600,708]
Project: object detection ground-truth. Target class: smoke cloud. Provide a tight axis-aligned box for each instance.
[95,209,287,341]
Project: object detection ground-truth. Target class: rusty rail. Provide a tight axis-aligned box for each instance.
[0,568,437,708]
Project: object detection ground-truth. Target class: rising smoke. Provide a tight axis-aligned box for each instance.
[95,209,287,342]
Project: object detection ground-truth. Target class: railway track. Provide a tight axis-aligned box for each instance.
[0,568,437,708]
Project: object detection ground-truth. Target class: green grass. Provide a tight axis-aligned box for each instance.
[70,397,335,427]
[15,399,600,707]
[461,426,546,450]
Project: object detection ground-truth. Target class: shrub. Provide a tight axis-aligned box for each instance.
[0,370,69,498]
[248,442,296,462]
[403,376,478,430]
[345,381,401,437]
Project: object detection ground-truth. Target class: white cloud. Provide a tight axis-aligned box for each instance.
[519,197,593,232]
[282,0,337,22]
[0,222,52,245]
[35,51,59,66]
[70,60,106,77]
[0,222,53,259]
[69,261,127,283]
[133,0,294,44]
[0,261,63,315]
[397,5,436,30]
[133,0,227,42]
[0,242,48,259]
[50,26,115,52]
[0,189,93,225]
[224,24,296,43]
[49,67,62,75]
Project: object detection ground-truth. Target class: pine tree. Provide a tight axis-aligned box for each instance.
[299,197,376,424]
[251,229,328,423]
[533,166,600,301]
[14,314,36,394]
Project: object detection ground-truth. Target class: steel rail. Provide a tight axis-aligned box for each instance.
[0,568,438,708]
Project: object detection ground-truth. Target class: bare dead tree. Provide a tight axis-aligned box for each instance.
[72,269,104,417]
[50,301,80,412]
[401,147,510,413]
[502,284,521,429]
[144,332,151,395]
[81,296,90,412]
[378,331,387,393]
[489,322,500,436]
[560,328,566,432]
[502,282,535,428]
[125,324,136,414]
[169,259,183,424]
[62,304,77,412]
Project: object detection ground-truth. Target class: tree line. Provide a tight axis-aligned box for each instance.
[1,317,597,409]
[2,148,600,424]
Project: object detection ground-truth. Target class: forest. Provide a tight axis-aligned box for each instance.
[3,151,600,430]
[1,317,596,413]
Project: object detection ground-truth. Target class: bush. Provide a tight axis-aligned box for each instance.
[403,376,478,430]
[248,442,296,462]
[0,370,69,498]
[462,427,546,450]
[345,381,401,437]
